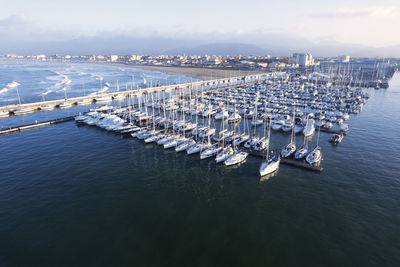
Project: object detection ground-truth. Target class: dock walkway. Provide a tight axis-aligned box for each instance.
[245,149,323,172]
[0,116,74,135]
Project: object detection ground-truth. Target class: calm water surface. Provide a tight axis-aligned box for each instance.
[0,66,399,266]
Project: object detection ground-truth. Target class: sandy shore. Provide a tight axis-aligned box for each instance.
[113,64,263,80]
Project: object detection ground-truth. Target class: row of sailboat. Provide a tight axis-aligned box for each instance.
[69,70,373,176]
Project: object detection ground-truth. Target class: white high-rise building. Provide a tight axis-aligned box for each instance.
[292,53,314,67]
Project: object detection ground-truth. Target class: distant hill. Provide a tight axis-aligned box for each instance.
[0,34,399,57]
[165,43,268,56]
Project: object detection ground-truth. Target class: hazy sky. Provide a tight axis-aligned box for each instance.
[1,0,400,47]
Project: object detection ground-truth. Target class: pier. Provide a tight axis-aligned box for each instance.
[0,72,279,115]
[246,149,323,172]
[0,116,75,135]
[280,158,323,172]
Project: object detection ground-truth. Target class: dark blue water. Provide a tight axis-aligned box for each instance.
[0,68,399,266]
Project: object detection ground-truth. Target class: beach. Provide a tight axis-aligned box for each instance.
[115,64,264,80]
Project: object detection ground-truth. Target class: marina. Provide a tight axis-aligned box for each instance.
[1,60,399,267]
[2,0,400,264]
[1,68,371,176]
[35,68,371,176]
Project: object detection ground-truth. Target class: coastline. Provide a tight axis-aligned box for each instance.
[109,63,264,80]
[0,59,264,81]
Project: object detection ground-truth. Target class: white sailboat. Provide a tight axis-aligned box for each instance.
[281,110,296,158]
[224,116,248,166]
[59,86,72,108]
[259,115,280,176]
[306,124,322,165]
[295,134,309,160]
[13,82,35,115]
[216,109,234,163]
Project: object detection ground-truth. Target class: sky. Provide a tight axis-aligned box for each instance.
[1,0,400,54]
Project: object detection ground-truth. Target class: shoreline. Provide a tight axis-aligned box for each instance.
[109,63,265,80]
[0,59,265,81]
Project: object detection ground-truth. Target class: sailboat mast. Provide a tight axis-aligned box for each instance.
[16,85,22,106]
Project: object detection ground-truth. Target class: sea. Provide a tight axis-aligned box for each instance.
[0,60,399,266]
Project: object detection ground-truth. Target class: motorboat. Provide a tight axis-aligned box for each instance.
[329,133,343,145]
[303,119,315,137]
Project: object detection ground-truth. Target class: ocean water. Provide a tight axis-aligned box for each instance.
[0,63,399,266]
[0,60,199,129]
[0,60,197,106]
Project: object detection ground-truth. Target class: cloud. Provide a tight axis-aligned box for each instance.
[312,6,398,19]
[0,14,28,27]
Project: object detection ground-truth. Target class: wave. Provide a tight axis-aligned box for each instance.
[42,89,53,96]
[0,81,20,95]
[7,81,20,88]
[0,88,8,94]
[45,72,72,93]
[89,86,109,95]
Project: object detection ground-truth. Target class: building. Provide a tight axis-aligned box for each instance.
[338,55,350,62]
[292,53,314,67]
[110,55,119,62]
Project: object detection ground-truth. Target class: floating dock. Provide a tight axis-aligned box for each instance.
[0,116,75,135]
[280,158,323,172]
[245,149,323,172]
